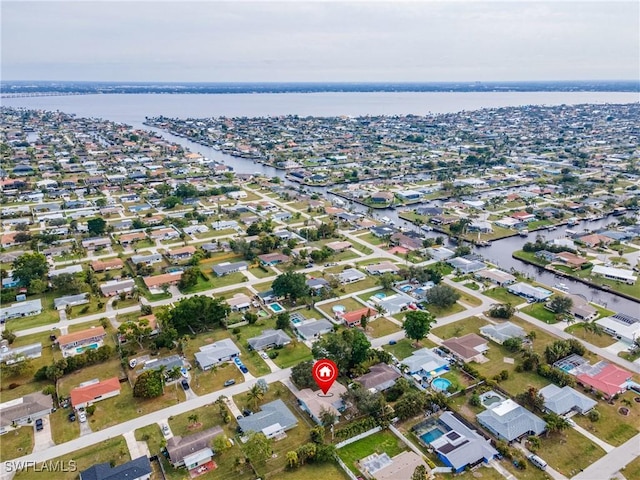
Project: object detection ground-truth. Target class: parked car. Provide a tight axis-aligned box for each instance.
[242,409,253,417]
[35,419,43,431]
[78,411,87,423]
[181,379,190,390]
[236,415,243,420]
[240,366,249,374]
[162,424,170,436]
[224,379,236,387]
[388,340,397,345]
[68,413,76,422]
[259,351,269,359]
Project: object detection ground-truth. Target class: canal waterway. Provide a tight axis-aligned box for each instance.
[4,92,639,315]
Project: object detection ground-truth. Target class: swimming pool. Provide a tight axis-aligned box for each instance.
[420,427,446,444]
[268,302,284,313]
[374,293,386,299]
[332,305,346,313]
[76,343,99,354]
[400,285,413,292]
[291,318,302,325]
[431,377,452,392]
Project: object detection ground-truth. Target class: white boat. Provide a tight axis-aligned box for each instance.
[519,229,529,237]
[129,359,137,369]
[547,225,557,231]
[381,216,392,224]
[554,283,569,292]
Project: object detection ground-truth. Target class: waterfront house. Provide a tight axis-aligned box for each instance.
[57,327,107,358]
[507,282,553,302]
[591,265,637,285]
[474,268,516,286]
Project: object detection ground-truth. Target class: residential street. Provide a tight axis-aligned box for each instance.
[573,434,640,480]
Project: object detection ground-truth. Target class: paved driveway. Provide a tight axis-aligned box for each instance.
[32,416,54,453]
[79,418,93,436]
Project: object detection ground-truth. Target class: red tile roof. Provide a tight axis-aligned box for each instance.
[70,377,121,407]
[577,363,631,398]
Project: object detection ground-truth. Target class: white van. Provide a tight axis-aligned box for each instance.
[528,454,547,470]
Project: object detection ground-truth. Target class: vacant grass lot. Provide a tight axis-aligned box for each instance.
[366,317,402,338]
[535,428,605,478]
[14,436,130,480]
[191,361,245,396]
[0,426,33,461]
[565,323,616,348]
[357,232,385,246]
[271,341,313,368]
[340,276,380,294]
[276,462,351,480]
[624,454,640,480]
[452,288,482,307]
[337,430,407,474]
[573,390,639,446]
[521,303,559,324]
[431,316,489,340]
[423,302,465,318]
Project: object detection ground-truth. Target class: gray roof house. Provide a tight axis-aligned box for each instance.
[141,355,184,373]
[237,399,298,438]
[355,363,401,392]
[212,261,248,276]
[294,318,334,341]
[100,279,135,297]
[0,392,53,434]
[479,322,526,344]
[247,329,292,351]
[507,282,553,302]
[403,348,449,379]
[166,426,224,467]
[539,384,597,416]
[54,293,90,310]
[336,268,367,284]
[0,340,42,364]
[0,299,43,323]
[79,456,152,480]
[131,253,162,265]
[477,399,546,442]
[429,411,498,473]
[194,339,241,370]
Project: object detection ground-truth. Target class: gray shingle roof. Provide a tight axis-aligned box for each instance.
[295,319,333,340]
[247,329,291,350]
[479,322,526,343]
[539,384,597,416]
[194,339,240,368]
[477,399,546,442]
[237,399,298,435]
[79,456,152,480]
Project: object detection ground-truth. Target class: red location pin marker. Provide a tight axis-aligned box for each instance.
[312,359,338,395]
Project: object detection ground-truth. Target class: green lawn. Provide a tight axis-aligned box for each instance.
[57,357,124,397]
[423,302,465,318]
[357,232,385,246]
[318,297,366,319]
[272,341,313,368]
[572,390,639,446]
[431,316,489,340]
[14,436,130,480]
[339,276,380,294]
[451,288,482,307]
[249,266,274,279]
[565,323,616,348]
[366,317,402,338]
[0,426,33,461]
[521,303,559,324]
[337,430,407,474]
[168,402,223,437]
[277,462,351,480]
[535,429,606,478]
[382,338,419,359]
[483,287,525,305]
[190,361,245,396]
[624,454,640,480]
[49,407,81,444]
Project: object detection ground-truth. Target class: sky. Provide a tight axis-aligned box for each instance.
[2,1,638,82]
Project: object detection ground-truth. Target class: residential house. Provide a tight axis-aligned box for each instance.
[538,385,597,416]
[507,282,553,302]
[293,318,334,341]
[427,411,498,473]
[54,293,90,311]
[227,293,252,311]
[79,456,152,480]
[337,307,376,328]
[448,256,487,274]
[118,315,159,344]
[596,313,640,344]
[57,327,107,358]
[370,191,394,204]
[0,392,53,434]
[555,251,589,269]
[143,272,182,292]
[364,261,400,275]
[325,241,352,252]
[91,258,124,272]
[247,329,292,351]
[167,246,196,262]
[0,299,43,323]
[591,265,637,285]
[335,268,367,284]
[359,451,430,480]
[575,361,632,399]
[479,322,526,345]
[295,380,347,424]
[130,253,163,266]
[141,355,184,374]
[211,220,239,231]
[118,231,147,246]
[403,348,450,382]
[390,232,423,251]
[474,268,516,286]
[258,253,290,266]
[306,277,330,294]
[70,377,121,409]
[442,334,489,363]
[237,399,298,439]
[100,278,135,297]
[477,399,546,442]
[374,292,415,315]
[212,261,248,277]
[194,339,241,370]
[578,233,613,248]
[166,426,224,468]
[510,211,536,223]
[81,237,112,250]
[0,340,42,364]
[48,265,83,278]
[355,363,400,392]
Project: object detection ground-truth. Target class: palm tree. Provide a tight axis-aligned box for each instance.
[286,450,299,468]
[188,413,199,425]
[544,413,571,437]
[246,384,264,410]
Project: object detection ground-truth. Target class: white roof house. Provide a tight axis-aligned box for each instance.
[592,265,637,285]
[596,314,640,344]
[539,384,597,416]
[195,339,241,370]
[0,299,43,323]
[479,322,526,344]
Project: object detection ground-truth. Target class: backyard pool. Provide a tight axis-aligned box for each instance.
[268,302,285,313]
[420,427,446,444]
[431,377,452,392]
[480,390,507,408]
[373,293,386,299]
[332,305,346,313]
[76,343,99,354]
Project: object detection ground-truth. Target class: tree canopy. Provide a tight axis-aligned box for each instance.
[425,284,460,308]
[312,329,371,374]
[133,370,164,398]
[87,217,107,236]
[13,252,48,287]
[403,310,436,342]
[162,295,230,335]
[271,271,309,302]
[548,295,573,314]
